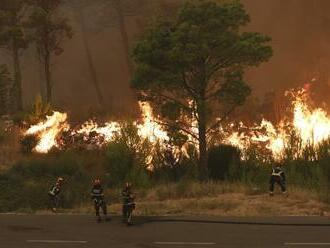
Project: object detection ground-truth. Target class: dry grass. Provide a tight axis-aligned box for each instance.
[65,182,330,217]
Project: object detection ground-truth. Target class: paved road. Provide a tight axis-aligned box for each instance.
[1,214,330,248]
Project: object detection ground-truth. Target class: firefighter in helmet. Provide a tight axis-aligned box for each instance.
[122,182,135,223]
[48,177,64,212]
[91,178,109,222]
[269,164,287,196]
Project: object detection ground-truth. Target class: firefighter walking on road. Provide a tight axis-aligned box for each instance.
[122,182,135,225]
[91,179,109,222]
[269,164,287,196]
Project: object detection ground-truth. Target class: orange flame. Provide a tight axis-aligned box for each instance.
[25,111,69,153]
[24,86,330,162]
[224,87,330,160]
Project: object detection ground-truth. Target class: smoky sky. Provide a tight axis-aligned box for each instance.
[3,0,330,119]
[242,0,330,95]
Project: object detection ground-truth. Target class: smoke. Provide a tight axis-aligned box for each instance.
[242,0,330,99]
[19,0,140,120]
[3,0,330,117]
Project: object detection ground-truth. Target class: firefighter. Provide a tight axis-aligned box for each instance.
[91,179,109,222]
[269,164,287,196]
[122,182,135,224]
[48,177,64,213]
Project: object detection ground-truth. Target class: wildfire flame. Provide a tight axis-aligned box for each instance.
[23,86,330,162]
[74,120,121,145]
[137,102,169,143]
[292,89,330,147]
[25,111,69,153]
[23,102,173,159]
[224,87,330,160]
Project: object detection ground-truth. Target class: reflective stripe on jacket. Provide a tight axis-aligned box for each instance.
[272,167,284,178]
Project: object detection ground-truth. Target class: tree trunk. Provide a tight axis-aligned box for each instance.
[44,50,52,104]
[75,9,105,108]
[197,99,208,180]
[12,40,23,111]
[113,0,133,77]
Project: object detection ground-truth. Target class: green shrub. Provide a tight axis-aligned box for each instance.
[318,157,330,203]
[0,152,91,211]
[104,142,151,188]
[152,156,199,183]
[208,145,241,181]
[104,124,151,188]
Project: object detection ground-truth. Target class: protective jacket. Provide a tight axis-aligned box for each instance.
[271,167,286,181]
[122,189,133,204]
[91,185,104,200]
[91,185,107,219]
[269,166,286,193]
[49,184,61,196]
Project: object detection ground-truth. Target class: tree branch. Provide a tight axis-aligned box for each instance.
[153,119,199,140]
[153,91,191,111]
[206,105,237,134]
[205,45,245,79]
[181,71,198,98]
[205,79,220,95]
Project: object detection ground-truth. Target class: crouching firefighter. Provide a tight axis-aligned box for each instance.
[48,177,64,213]
[269,165,287,196]
[91,179,109,222]
[122,182,135,225]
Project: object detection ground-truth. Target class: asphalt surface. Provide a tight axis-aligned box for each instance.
[1,214,330,248]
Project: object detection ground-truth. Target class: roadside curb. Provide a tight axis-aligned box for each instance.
[1,214,329,226]
[148,216,330,227]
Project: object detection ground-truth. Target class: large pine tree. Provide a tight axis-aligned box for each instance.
[132,1,273,178]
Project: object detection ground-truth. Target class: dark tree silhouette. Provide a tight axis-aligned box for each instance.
[27,0,72,104]
[0,0,29,111]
